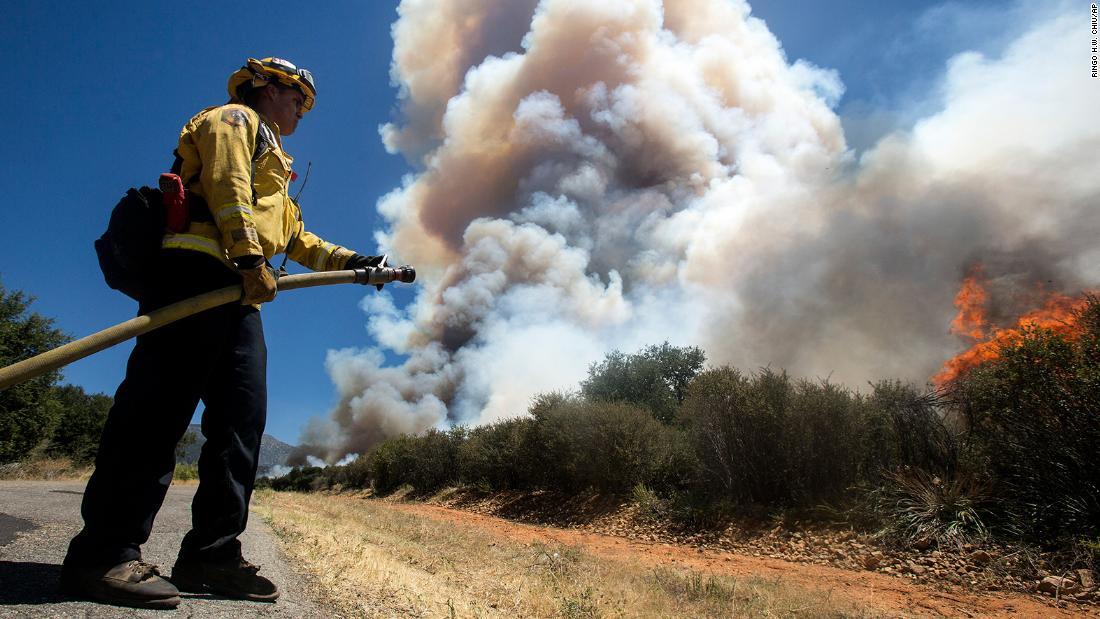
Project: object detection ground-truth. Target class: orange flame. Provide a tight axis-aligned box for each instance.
[949,266,988,341]
[932,271,1087,386]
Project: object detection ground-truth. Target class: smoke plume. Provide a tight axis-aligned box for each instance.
[301,0,1100,461]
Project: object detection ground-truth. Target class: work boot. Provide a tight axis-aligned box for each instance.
[171,556,279,602]
[59,559,180,609]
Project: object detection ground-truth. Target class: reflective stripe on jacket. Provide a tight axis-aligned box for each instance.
[163,103,355,271]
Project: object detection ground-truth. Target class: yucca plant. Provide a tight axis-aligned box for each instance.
[875,467,990,546]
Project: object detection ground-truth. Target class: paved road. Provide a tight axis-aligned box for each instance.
[0,481,332,617]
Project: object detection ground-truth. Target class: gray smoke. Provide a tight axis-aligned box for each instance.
[301,0,1100,461]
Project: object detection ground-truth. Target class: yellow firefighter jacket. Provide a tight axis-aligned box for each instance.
[163,103,355,272]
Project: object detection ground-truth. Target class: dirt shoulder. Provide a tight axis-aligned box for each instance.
[257,490,875,618]
[379,490,1095,618]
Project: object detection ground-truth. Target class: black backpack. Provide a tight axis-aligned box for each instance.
[94,186,166,301]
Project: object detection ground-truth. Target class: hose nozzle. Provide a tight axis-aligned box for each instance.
[352,266,416,286]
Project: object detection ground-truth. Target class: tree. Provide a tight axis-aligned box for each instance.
[175,430,198,463]
[46,385,112,464]
[0,281,69,463]
[580,342,706,424]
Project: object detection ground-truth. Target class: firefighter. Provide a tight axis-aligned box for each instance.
[60,57,379,609]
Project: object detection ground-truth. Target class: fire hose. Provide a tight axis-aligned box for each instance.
[0,265,415,391]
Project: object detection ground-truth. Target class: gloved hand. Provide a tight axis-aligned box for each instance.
[345,254,385,269]
[239,264,278,305]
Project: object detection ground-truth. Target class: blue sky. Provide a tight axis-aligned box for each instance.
[1,0,1020,443]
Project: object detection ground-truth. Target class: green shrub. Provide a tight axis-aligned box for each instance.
[352,391,695,496]
[330,454,372,490]
[457,418,540,489]
[581,342,705,424]
[679,367,951,507]
[369,428,463,494]
[678,367,790,503]
[268,466,327,492]
[243,315,1100,557]
[534,397,693,492]
[174,430,198,464]
[781,379,869,503]
[866,381,958,476]
[631,483,667,521]
[174,462,198,481]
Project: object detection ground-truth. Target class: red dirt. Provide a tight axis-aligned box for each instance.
[384,500,1095,618]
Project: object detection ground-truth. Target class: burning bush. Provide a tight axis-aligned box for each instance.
[947,296,1100,542]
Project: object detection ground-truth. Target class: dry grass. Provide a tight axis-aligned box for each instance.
[254,490,873,618]
[0,457,92,480]
[0,459,202,485]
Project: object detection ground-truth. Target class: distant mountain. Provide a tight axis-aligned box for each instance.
[176,424,296,477]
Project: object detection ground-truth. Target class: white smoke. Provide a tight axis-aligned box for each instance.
[302,0,1100,461]
[266,465,293,479]
[271,453,358,476]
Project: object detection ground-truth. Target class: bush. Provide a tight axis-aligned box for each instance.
[174,430,198,464]
[267,466,327,492]
[457,418,540,489]
[331,362,958,510]
[369,428,463,494]
[782,378,872,503]
[679,367,951,507]
[329,454,373,490]
[173,462,198,481]
[679,367,790,504]
[352,392,695,496]
[866,381,957,476]
[949,298,1100,542]
[581,342,705,424]
[534,397,694,492]
[0,456,91,480]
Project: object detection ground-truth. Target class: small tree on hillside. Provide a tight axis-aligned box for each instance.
[0,281,69,463]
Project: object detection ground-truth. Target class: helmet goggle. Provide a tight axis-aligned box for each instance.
[245,57,316,113]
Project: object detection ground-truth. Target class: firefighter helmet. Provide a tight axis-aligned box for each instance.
[227,57,316,112]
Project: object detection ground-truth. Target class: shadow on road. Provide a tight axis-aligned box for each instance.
[0,513,37,547]
[0,561,65,605]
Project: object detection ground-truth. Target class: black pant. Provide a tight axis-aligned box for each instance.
[65,250,267,567]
